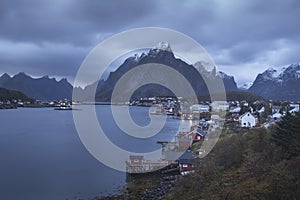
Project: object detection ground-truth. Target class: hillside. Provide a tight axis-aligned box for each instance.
[193,91,264,102]
[226,91,264,102]
[98,114,300,200]
[170,119,300,199]
[0,87,32,102]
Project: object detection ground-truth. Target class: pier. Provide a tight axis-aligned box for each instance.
[125,156,172,174]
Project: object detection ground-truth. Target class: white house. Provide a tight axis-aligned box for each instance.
[190,104,210,113]
[210,101,229,112]
[239,112,256,128]
[289,104,299,114]
[272,112,283,120]
[229,106,241,113]
[257,106,265,114]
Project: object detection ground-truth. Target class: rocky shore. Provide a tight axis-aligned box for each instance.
[139,175,177,200]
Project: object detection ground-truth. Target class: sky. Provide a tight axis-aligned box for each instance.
[0,0,299,87]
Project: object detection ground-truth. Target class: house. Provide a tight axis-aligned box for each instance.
[190,125,200,132]
[210,101,229,112]
[190,104,210,113]
[289,104,299,114]
[272,105,282,113]
[177,151,194,173]
[239,112,256,128]
[198,121,210,130]
[187,128,207,143]
[180,110,193,120]
[128,155,144,165]
[257,106,265,114]
[272,112,283,121]
[241,100,249,107]
[229,106,241,113]
[211,114,220,121]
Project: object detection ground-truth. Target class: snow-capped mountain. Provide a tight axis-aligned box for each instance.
[249,63,300,101]
[93,41,238,101]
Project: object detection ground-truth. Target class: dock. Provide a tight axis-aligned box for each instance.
[125,156,171,174]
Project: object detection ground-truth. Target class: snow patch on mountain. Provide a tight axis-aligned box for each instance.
[217,71,233,79]
[262,68,280,80]
[240,82,253,90]
[260,63,300,83]
[154,41,172,52]
[194,61,215,72]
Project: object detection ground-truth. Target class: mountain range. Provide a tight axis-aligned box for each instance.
[0,42,299,102]
[0,72,72,101]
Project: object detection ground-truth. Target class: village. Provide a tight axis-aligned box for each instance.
[126,96,300,176]
[0,99,73,109]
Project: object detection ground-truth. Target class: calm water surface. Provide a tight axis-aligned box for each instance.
[0,106,181,200]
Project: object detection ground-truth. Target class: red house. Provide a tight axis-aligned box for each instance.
[177,151,194,172]
[187,128,207,143]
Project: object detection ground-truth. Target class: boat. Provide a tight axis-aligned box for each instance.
[54,101,72,110]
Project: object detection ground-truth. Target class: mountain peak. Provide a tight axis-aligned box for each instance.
[0,73,11,86]
[281,63,300,80]
[59,78,68,83]
[266,67,276,72]
[154,41,172,52]
[283,63,300,72]
[250,63,300,101]
[17,72,26,76]
[14,72,30,79]
[287,63,300,68]
[217,71,233,79]
[1,73,10,79]
[261,67,280,80]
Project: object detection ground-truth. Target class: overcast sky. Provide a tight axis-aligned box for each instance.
[0,0,299,87]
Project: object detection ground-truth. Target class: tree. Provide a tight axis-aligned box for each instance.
[271,112,300,158]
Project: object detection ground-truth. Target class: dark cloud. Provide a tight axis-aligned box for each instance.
[0,0,157,46]
[0,0,299,86]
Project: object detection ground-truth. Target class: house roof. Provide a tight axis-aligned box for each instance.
[178,151,194,164]
[272,112,283,118]
[239,112,254,119]
[194,128,207,136]
[129,155,144,160]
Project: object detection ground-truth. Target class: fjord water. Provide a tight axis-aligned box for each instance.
[0,106,180,199]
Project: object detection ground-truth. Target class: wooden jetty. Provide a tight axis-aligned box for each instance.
[125,155,172,174]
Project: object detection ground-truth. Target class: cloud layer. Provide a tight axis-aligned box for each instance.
[0,0,299,86]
